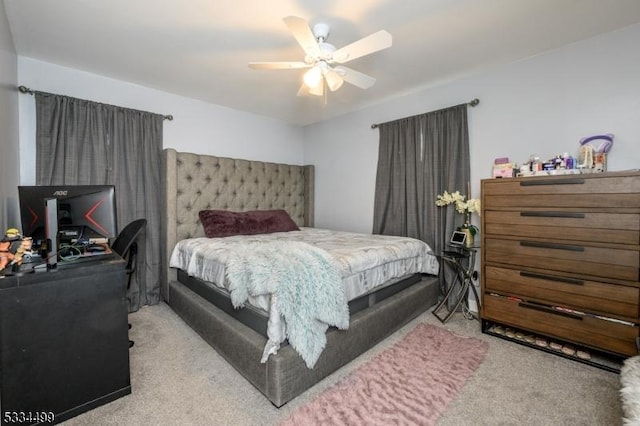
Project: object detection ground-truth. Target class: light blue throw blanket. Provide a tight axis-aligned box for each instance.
[225,240,349,368]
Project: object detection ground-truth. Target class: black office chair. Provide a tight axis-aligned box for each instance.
[111,218,147,348]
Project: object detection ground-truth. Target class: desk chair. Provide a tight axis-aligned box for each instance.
[111,218,147,348]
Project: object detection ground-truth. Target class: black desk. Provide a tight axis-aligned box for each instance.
[432,245,481,323]
[0,254,131,425]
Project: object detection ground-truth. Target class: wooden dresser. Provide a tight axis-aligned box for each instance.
[480,171,640,367]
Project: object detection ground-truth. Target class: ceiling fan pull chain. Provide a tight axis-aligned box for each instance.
[323,80,328,106]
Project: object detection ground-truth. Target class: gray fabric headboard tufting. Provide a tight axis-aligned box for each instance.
[160,148,315,300]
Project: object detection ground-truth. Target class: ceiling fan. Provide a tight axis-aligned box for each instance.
[249,16,392,97]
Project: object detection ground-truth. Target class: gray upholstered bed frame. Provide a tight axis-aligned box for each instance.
[160,148,440,407]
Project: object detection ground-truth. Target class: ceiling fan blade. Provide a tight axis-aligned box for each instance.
[248,61,309,70]
[332,30,392,64]
[334,66,376,89]
[283,16,320,57]
[324,69,344,92]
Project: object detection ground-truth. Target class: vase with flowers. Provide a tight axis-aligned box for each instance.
[435,190,481,247]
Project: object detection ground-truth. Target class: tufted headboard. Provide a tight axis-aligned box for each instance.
[160,148,315,300]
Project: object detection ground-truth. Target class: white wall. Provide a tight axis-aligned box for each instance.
[18,58,304,185]
[0,1,19,230]
[304,23,640,233]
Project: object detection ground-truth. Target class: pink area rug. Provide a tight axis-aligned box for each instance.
[281,323,488,426]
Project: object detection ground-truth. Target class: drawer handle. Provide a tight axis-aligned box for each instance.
[518,301,583,321]
[520,241,585,252]
[519,271,584,286]
[520,211,586,219]
[520,178,585,186]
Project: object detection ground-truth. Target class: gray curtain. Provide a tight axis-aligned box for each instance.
[35,92,163,311]
[372,104,470,296]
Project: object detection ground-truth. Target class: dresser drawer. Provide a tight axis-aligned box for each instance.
[484,265,639,319]
[483,294,639,356]
[484,211,640,245]
[483,175,640,196]
[485,237,640,281]
[484,193,640,209]
[483,175,640,209]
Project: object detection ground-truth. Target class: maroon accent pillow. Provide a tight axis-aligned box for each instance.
[199,209,300,238]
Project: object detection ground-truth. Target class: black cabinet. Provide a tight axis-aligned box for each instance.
[0,255,131,425]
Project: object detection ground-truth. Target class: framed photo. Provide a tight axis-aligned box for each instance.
[449,230,467,246]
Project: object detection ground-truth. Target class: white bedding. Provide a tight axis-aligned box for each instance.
[170,227,439,301]
[169,227,439,364]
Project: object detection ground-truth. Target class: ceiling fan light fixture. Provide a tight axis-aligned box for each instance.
[309,82,324,96]
[303,65,323,89]
[324,69,344,91]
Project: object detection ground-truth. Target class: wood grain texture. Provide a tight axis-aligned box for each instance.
[480,171,640,358]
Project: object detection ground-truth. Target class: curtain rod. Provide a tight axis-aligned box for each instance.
[370,98,479,129]
[17,85,174,121]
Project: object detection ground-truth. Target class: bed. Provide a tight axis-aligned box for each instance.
[160,148,441,407]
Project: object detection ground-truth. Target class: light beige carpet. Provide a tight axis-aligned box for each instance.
[63,302,622,425]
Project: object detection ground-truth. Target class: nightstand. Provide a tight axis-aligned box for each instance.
[432,245,480,323]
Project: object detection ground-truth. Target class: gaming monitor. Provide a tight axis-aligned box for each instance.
[18,185,118,248]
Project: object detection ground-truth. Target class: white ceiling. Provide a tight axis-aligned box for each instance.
[5,0,640,126]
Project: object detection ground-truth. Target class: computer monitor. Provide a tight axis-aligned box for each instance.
[18,185,118,249]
